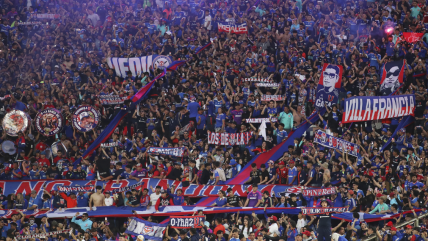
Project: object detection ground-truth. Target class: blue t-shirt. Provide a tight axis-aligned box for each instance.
[196,114,206,129]
[187,101,200,118]
[215,197,227,207]
[346,198,356,211]
[288,167,297,184]
[215,113,226,128]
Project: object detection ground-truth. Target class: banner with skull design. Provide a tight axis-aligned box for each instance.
[314,63,343,109]
[379,60,405,96]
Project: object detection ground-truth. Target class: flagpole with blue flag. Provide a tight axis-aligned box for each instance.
[195,42,212,55]
[166,60,186,72]
[73,69,166,168]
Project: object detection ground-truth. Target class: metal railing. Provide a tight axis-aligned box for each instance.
[363,212,428,241]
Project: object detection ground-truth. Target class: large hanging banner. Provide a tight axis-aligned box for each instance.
[313,130,359,157]
[315,63,343,109]
[106,55,172,77]
[218,22,248,34]
[379,60,405,96]
[0,205,417,222]
[207,131,253,145]
[0,178,308,198]
[72,106,100,132]
[148,147,185,157]
[35,109,63,136]
[170,216,205,228]
[301,207,347,215]
[126,218,167,241]
[342,95,415,124]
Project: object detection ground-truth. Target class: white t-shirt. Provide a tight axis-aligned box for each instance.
[269,223,280,237]
[296,218,307,234]
[150,192,161,206]
[204,15,212,30]
[238,225,253,238]
[105,196,114,206]
[87,13,100,26]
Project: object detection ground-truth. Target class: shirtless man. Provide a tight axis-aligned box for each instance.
[62,55,74,71]
[288,103,303,126]
[89,186,105,210]
[58,135,72,151]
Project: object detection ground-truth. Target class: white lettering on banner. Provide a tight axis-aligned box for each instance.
[378,98,385,120]
[255,83,280,87]
[106,56,155,78]
[343,95,415,123]
[363,100,370,121]
[373,99,378,120]
[129,57,141,77]
[207,131,252,145]
[385,98,391,119]
[344,100,351,122]
[246,118,278,123]
[261,95,284,101]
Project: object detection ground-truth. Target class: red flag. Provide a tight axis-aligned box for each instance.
[402,32,424,43]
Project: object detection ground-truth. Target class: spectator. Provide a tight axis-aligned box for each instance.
[71,213,92,232]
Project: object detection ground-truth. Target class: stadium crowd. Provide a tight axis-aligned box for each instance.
[0,0,427,240]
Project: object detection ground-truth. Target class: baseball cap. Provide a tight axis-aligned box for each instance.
[386,221,394,227]
[391,227,397,231]
[303,231,311,237]
[289,160,295,164]
[158,164,165,169]
[406,225,413,229]
[257,233,263,237]
[376,193,383,198]
[382,128,387,132]
[160,190,166,194]
[268,160,274,165]
[270,216,278,221]
[348,190,354,195]
[278,161,285,165]
[136,163,142,167]
[31,190,37,194]
[399,128,406,132]
[347,91,352,95]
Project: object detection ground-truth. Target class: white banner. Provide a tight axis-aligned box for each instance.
[245,118,277,123]
[243,78,272,82]
[30,14,60,19]
[261,95,285,101]
[255,83,280,88]
[207,131,253,145]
